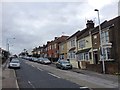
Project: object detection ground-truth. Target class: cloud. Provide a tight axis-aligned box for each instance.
[1,1,118,54]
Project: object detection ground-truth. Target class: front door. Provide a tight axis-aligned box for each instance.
[94,51,98,64]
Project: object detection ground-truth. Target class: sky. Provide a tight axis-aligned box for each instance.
[1,0,119,55]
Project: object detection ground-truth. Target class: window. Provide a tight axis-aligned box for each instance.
[103,48,111,60]
[101,31,109,44]
[61,45,64,50]
[71,39,75,47]
[77,52,91,61]
[54,44,57,49]
[94,35,97,39]
[79,39,85,48]
[69,52,75,59]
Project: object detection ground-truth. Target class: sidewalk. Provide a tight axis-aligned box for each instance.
[52,62,118,82]
[2,60,19,89]
[71,68,119,83]
[71,68,119,89]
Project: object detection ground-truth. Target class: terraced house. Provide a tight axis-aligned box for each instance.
[88,16,120,74]
[76,20,95,69]
[59,36,69,59]
[67,31,80,68]
[47,36,69,61]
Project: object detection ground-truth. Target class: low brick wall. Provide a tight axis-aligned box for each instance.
[86,64,103,73]
[105,62,118,74]
[86,62,119,74]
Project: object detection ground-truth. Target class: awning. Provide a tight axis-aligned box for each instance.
[68,47,76,52]
[76,48,91,54]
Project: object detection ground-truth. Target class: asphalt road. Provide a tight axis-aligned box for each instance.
[15,58,90,89]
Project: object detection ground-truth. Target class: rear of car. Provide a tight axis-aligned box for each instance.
[37,57,44,63]
[8,59,20,69]
[56,60,72,70]
[41,58,51,64]
[32,57,38,62]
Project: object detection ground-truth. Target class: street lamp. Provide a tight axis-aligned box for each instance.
[6,37,15,53]
[94,9,105,74]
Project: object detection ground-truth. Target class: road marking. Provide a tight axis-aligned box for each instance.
[37,67,43,71]
[13,70,19,89]
[79,86,89,89]
[28,80,35,88]
[31,65,35,68]
[48,73,61,79]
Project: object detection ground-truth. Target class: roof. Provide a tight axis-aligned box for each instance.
[76,28,90,40]
[67,30,80,40]
[91,16,120,34]
[54,36,69,43]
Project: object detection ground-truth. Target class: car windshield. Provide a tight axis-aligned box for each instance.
[61,61,70,64]
[44,58,49,61]
[11,60,19,63]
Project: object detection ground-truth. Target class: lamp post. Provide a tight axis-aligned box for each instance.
[6,37,15,54]
[94,9,105,74]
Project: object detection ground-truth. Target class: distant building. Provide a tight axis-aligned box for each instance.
[59,37,69,59]
[47,36,69,61]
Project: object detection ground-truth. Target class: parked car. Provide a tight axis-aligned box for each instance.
[41,58,51,64]
[56,60,72,70]
[37,57,44,63]
[8,59,20,69]
[32,57,38,62]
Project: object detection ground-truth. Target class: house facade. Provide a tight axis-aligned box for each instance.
[67,31,80,68]
[87,16,120,74]
[76,20,95,69]
[59,38,68,59]
[47,36,69,61]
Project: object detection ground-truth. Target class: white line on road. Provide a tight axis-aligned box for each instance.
[79,86,89,89]
[37,67,43,71]
[13,70,19,89]
[48,73,61,79]
[31,65,35,68]
[28,80,35,88]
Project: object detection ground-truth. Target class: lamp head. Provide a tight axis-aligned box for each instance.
[94,9,99,11]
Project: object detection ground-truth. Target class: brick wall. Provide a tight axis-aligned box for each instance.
[86,62,118,74]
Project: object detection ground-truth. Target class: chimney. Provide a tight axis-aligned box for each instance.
[55,37,59,40]
[47,41,50,44]
[86,20,94,29]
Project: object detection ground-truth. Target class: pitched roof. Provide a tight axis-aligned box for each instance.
[67,30,80,40]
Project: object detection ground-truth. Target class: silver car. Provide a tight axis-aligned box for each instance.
[8,59,20,69]
[41,58,51,64]
[56,60,72,70]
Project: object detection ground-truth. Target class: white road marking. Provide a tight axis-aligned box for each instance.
[48,73,61,79]
[37,67,43,71]
[13,70,19,89]
[79,86,89,89]
[31,65,35,68]
[28,80,35,88]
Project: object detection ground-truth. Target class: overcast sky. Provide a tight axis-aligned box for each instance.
[1,0,119,54]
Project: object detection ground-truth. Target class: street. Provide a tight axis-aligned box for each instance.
[15,58,89,89]
[2,58,119,90]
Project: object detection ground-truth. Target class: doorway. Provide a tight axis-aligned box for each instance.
[94,51,98,64]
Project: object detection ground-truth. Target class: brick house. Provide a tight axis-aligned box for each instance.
[87,16,120,74]
[47,36,69,61]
